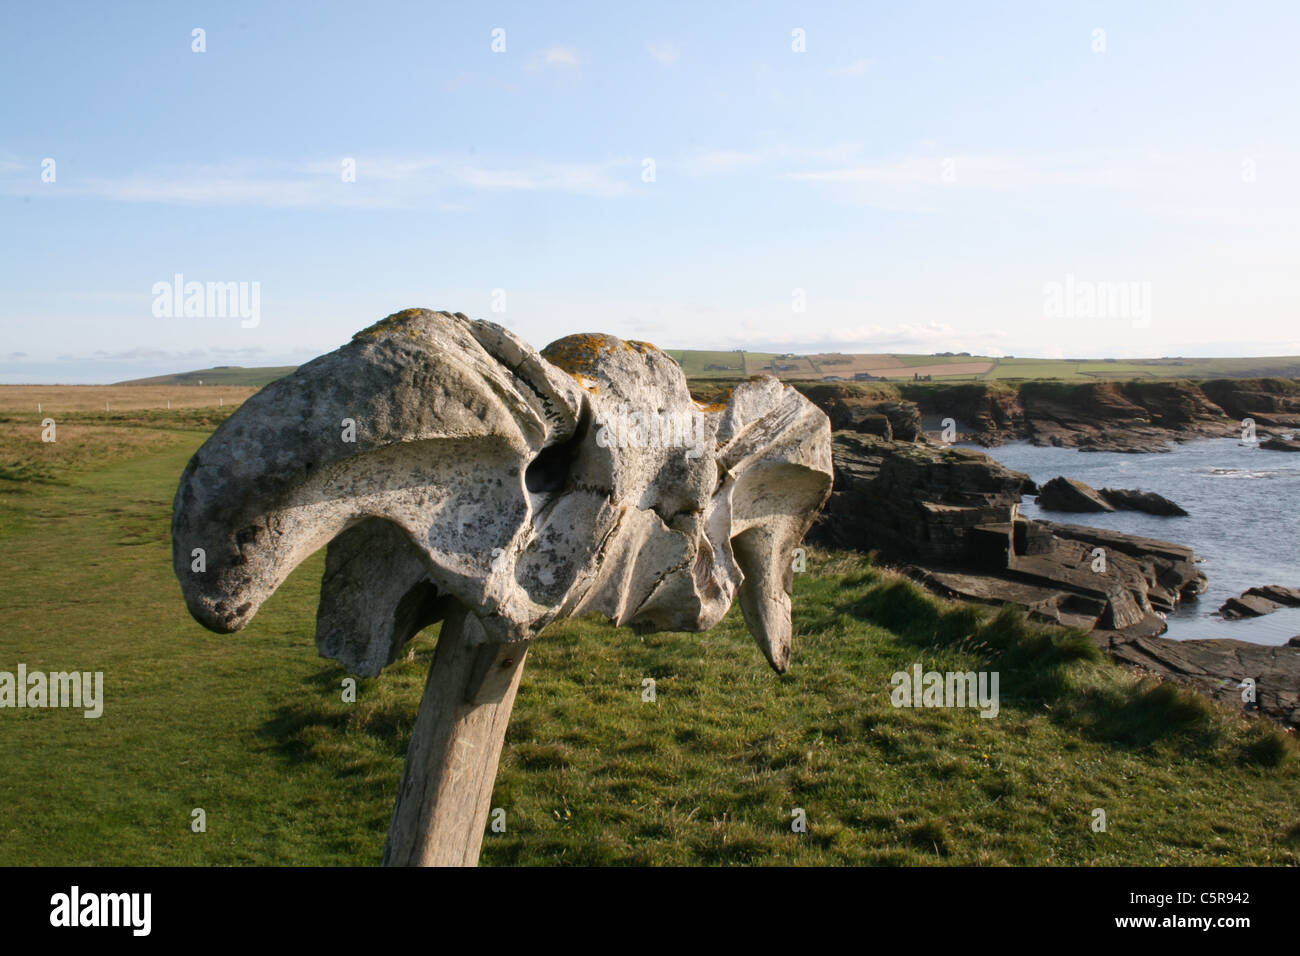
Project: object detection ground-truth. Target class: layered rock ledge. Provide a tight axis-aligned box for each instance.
[786,377,1300,454]
[1219,585,1300,620]
[810,434,1205,637]
[810,432,1300,728]
[1035,476,1188,516]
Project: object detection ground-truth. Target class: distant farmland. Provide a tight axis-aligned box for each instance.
[116,365,297,387]
[670,352,1300,383]
[105,352,1300,392]
[0,384,258,414]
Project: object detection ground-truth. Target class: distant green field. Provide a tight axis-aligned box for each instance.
[116,365,298,387]
[985,356,1300,382]
[107,353,1300,391]
[662,350,777,378]
[892,355,981,367]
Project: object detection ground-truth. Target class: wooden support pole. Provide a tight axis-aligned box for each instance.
[381,605,528,866]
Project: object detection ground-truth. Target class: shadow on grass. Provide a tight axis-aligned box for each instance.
[255,659,422,776]
[834,574,1288,765]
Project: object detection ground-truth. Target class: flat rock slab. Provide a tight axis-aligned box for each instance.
[1036,476,1115,512]
[1260,436,1300,452]
[1102,633,1300,729]
[1219,585,1300,619]
[1098,487,1188,516]
[1035,477,1188,516]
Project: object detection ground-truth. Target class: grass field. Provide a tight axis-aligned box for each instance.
[1,396,1297,865]
[0,385,259,415]
[116,366,297,387]
[126,353,1300,390]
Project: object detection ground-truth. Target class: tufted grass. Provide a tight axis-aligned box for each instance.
[0,413,1295,866]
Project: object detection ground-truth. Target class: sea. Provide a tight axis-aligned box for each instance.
[970,437,1300,646]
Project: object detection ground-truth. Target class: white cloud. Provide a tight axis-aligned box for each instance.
[783,148,1300,217]
[526,47,579,70]
[763,321,1010,354]
[785,153,1133,189]
[831,58,872,77]
[0,155,636,207]
[679,150,765,175]
[646,41,679,66]
[679,143,861,177]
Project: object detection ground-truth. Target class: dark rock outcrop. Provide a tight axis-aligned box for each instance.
[812,434,1206,637]
[1017,381,1232,453]
[1036,476,1114,512]
[1098,487,1189,516]
[1200,378,1300,429]
[1101,634,1300,729]
[1219,585,1300,619]
[899,383,1025,446]
[877,401,923,441]
[1036,476,1188,516]
[809,432,1300,729]
[852,413,893,440]
[811,433,1032,565]
[799,385,923,443]
[1260,436,1300,452]
[793,378,1300,454]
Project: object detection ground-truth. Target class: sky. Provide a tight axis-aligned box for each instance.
[2,1,1298,383]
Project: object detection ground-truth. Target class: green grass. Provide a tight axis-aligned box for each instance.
[108,354,1300,388]
[892,354,986,367]
[114,365,298,387]
[987,356,1300,382]
[662,349,755,377]
[0,414,1296,865]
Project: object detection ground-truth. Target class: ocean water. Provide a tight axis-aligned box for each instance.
[971,438,1300,645]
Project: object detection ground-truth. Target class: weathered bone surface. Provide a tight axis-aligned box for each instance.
[173,308,832,865]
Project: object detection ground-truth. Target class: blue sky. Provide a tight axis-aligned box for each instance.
[2,1,1298,382]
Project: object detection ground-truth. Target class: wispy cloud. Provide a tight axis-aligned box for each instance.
[785,153,1131,188]
[733,320,1010,354]
[783,148,1300,218]
[646,41,679,66]
[679,143,861,177]
[526,47,579,70]
[830,58,872,77]
[0,155,636,207]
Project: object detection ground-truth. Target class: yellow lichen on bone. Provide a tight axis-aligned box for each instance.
[353,308,433,341]
[540,333,624,376]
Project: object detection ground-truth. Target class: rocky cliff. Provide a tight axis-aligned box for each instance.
[809,433,1206,637]
[809,432,1300,729]
[789,377,1300,453]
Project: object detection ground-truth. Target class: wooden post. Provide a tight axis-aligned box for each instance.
[381,604,528,866]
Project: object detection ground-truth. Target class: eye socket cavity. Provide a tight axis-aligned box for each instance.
[524,405,593,497]
[524,438,573,495]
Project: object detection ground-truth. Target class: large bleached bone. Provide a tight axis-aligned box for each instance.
[172,309,832,865]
